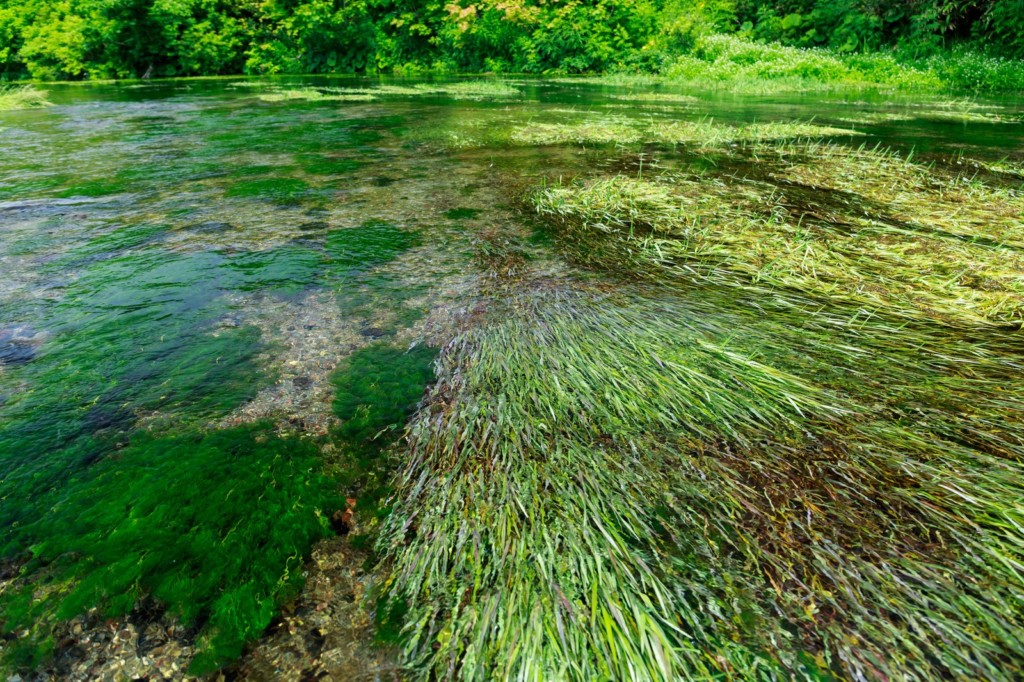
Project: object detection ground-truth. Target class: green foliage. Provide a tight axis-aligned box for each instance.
[0,0,1021,85]
[662,33,943,91]
[983,0,1024,59]
[734,0,1024,61]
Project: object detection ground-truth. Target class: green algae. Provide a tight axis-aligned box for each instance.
[323,221,421,279]
[296,153,363,177]
[56,179,131,198]
[1,423,343,675]
[444,207,481,220]
[49,223,170,269]
[330,343,438,524]
[224,246,322,295]
[0,174,71,201]
[333,343,437,444]
[224,176,311,204]
[0,253,270,531]
[0,191,429,673]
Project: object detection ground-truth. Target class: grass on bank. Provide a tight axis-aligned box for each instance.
[575,34,1024,94]
[0,84,50,111]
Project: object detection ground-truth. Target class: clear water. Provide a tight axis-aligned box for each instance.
[1,77,1022,674]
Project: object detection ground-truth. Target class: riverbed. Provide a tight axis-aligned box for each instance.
[2,77,1023,680]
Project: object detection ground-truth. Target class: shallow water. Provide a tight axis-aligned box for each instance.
[1,77,1023,677]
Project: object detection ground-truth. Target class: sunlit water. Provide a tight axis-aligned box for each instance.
[1,77,1022,677]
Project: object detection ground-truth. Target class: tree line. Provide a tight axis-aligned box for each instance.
[0,0,1020,80]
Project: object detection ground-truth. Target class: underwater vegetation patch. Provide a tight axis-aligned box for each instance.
[224,176,311,204]
[413,113,863,151]
[533,142,1024,325]
[330,343,438,524]
[56,178,132,199]
[43,222,170,270]
[444,207,481,220]
[380,284,1024,680]
[0,423,342,674]
[510,118,862,147]
[353,81,521,100]
[0,252,274,541]
[0,221,431,673]
[0,85,51,111]
[333,343,438,443]
[296,153,364,177]
[224,246,323,295]
[609,92,700,104]
[258,88,379,103]
[323,221,421,279]
[251,81,520,105]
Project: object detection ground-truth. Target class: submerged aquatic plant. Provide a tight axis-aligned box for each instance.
[252,80,520,104]
[509,117,861,148]
[0,218,427,673]
[258,88,378,103]
[533,142,1024,325]
[0,85,50,111]
[380,276,1024,680]
[374,116,1024,680]
[1,424,343,673]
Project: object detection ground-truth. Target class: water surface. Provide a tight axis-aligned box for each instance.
[1,77,1022,677]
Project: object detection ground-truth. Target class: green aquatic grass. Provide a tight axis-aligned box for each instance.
[0,251,271,538]
[380,282,1024,681]
[445,207,481,220]
[296,153,363,177]
[0,85,51,111]
[375,123,1024,680]
[56,178,131,198]
[258,88,378,103]
[47,223,170,270]
[354,81,521,100]
[532,142,1024,325]
[225,246,323,295]
[251,81,520,104]
[609,92,700,104]
[324,221,421,279]
[224,176,310,203]
[510,118,861,147]
[419,113,862,151]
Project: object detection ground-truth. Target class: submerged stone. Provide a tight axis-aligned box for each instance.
[0,325,43,365]
[0,340,35,365]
